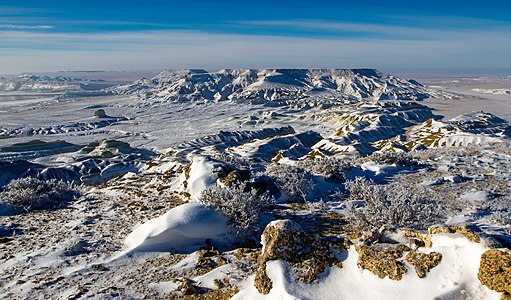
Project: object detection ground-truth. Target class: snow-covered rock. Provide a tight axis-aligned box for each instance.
[112,68,436,102]
[234,233,502,300]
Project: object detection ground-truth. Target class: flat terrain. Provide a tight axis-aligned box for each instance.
[420,76,511,121]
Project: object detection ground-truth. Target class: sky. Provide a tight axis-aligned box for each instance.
[1,0,510,75]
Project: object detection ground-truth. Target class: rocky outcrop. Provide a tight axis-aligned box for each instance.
[259,220,312,263]
[254,219,344,294]
[402,224,499,248]
[255,220,310,294]
[355,243,410,280]
[217,169,250,187]
[178,278,198,295]
[254,269,273,295]
[478,250,511,299]
[453,225,481,243]
[405,250,442,278]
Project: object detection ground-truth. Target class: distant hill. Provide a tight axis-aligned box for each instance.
[0,74,116,93]
[112,68,437,102]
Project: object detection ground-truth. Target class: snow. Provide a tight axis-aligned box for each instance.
[113,68,435,102]
[233,234,501,300]
[186,156,221,201]
[193,263,233,289]
[360,161,398,176]
[472,88,511,95]
[124,203,229,253]
[1,71,510,299]
[460,191,489,202]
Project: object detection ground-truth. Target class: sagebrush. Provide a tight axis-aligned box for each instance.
[345,177,446,231]
[266,164,315,201]
[369,151,418,167]
[198,183,275,237]
[1,177,81,212]
[212,152,251,169]
[485,196,511,226]
[298,157,352,181]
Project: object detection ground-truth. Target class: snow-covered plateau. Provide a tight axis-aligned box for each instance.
[0,69,510,300]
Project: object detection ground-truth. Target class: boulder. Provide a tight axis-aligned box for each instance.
[478,250,511,297]
[405,250,442,278]
[94,109,107,118]
[355,243,410,280]
[403,224,500,248]
[254,219,344,294]
[453,225,481,243]
[259,219,312,264]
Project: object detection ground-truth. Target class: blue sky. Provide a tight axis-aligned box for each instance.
[1,0,510,74]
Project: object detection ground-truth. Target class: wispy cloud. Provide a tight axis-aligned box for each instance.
[235,18,511,41]
[0,24,53,30]
[0,28,509,74]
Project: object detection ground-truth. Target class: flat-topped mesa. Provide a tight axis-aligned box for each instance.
[0,74,113,92]
[112,68,434,102]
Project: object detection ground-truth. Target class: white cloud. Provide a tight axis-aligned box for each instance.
[0,28,509,75]
[0,24,53,29]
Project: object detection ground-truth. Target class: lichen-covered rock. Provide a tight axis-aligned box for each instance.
[217,169,249,187]
[295,257,335,283]
[255,220,311,294]
[218,171,239,187]
[405,250,442,278]
[193,245,227,276]
[178,278,198,295]
[259,219,313,264]
[402,227,452,248]
[254,219,345,294]
[454,225,481,243]
[403,225,491,248]
[478,250,511,295]
[355,243,410,280]
[254,266,273,295]
[427,226,454,235]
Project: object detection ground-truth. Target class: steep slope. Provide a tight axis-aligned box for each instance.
[312,101,437,155]
[373,111,511,151]
[112,69,436,102]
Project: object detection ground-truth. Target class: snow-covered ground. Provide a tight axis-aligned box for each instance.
[0,70,510,299]
[419,76,511,122]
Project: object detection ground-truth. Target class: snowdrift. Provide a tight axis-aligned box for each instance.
[124,203,229,253]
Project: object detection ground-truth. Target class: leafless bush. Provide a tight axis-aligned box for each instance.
[486,197,511,226]
[344,177,446,231]
[298,157,352,181]
[1,177,82,212]
[212,152,251,169]
[198,183,275,237]
[369,151,418,167]
[306,199,328,211]
[411,146,483,163]
[266,164,315,201]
